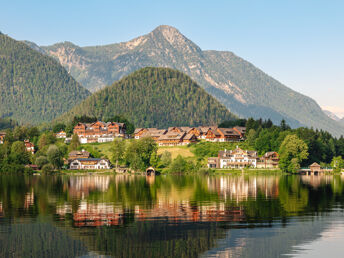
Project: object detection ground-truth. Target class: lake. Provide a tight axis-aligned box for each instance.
[0,173,344,257]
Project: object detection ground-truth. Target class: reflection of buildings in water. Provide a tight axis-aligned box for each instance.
[207,176,279,202]
[300,175,333,188]
[57,201,124,227]
[66,176,111,198]
[146,175,155,185]
[56,200,244,227]
[134,201,244,223]
[73,201,124,227]
[24,189,34,209]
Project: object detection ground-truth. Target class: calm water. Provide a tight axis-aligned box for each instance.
[1,173,344,257]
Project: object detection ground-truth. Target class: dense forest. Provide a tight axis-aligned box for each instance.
[0,117,17,130]
[0,33,90,125]
[56,67,237,128]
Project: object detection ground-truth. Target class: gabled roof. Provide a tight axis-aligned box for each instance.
[217,128,240,136]
[198,126,217,133]
[310,162,321,167]
[207,129,221,137]
[183,133,196,140]
[158,132,186,141]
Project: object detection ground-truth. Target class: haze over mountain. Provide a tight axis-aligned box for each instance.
[0,33,91,124]
[28,25,344,136]
[323,109,340,122]
[56,67,237,128]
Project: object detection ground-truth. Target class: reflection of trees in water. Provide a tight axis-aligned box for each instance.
[2,174,344,257]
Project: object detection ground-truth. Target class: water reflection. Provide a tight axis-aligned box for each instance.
[1,173,344,257]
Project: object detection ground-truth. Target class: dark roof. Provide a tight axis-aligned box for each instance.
[73,158,108,162]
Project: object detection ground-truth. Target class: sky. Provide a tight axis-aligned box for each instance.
[1,0,343,118]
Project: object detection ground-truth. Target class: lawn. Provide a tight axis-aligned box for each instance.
[157,145,195,160]
[79,142,114,159]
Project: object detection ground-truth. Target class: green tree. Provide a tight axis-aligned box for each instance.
[10,141,30,164]
[35,156,49,169]
[279,135,309,172]
[38,134,48,150]
[124,137,157,171]
[170,155,187,173]
[160,151,172,167]
[69,134,80,152]
[111,138,126,168]
[331,156,344,172]
[149,151,159,168]
[246,129,257,148]
[53,123,66,133]
[47,145,63,169]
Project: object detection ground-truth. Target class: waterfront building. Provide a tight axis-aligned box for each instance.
[69,158,111,170]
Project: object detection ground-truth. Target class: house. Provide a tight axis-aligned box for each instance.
[24,140,35,155]
[208,147,258,169]
[233,127,246,138]
[134,128,167,140]
[68,150,90,161]
[207,157,219,168]
[310,162,321,174]
[257,152,280,169]
[56,130,67,139]
[73,121,126,143]
[69,158,111,170]
[205,128,241,142]
[156,131,197,146]
[0,132,6,144]
[195,126,216,139]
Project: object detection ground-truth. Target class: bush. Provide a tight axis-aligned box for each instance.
[42,163,54,173]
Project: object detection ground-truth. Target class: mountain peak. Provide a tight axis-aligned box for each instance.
[148,25,201,53]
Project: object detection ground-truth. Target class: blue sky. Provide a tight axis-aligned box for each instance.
[1,0,343,117]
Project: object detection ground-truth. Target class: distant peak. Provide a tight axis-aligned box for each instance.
[153,25,180,32]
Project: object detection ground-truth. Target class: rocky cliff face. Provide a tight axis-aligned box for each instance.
[33,25,344,136]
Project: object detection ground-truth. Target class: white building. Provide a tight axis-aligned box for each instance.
[56,130,67,139]
[69,158,111,170]
[218,147,258,169]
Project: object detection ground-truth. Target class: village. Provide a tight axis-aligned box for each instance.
[0,121,331,173]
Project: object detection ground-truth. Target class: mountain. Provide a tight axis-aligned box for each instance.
[56,67,237,128]
[37,25,344,136]
[0,33,91,124]
[340,118,344,127]
[323,109,340,121]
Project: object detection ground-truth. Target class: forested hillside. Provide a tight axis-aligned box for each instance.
[37,25,344,137]
[57,67,237,128]
[0,33,90,124]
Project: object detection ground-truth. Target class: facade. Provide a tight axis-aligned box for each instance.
[257,152,280,169]
[208,147,258,169]
[207,157,219,168]
[74,121,126,144]
[24,140,35,155]
[69,158,111,170]
[56,130,67,139]
[205,128,242,142]
[0,132,6,144]
[156,132,197,146]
